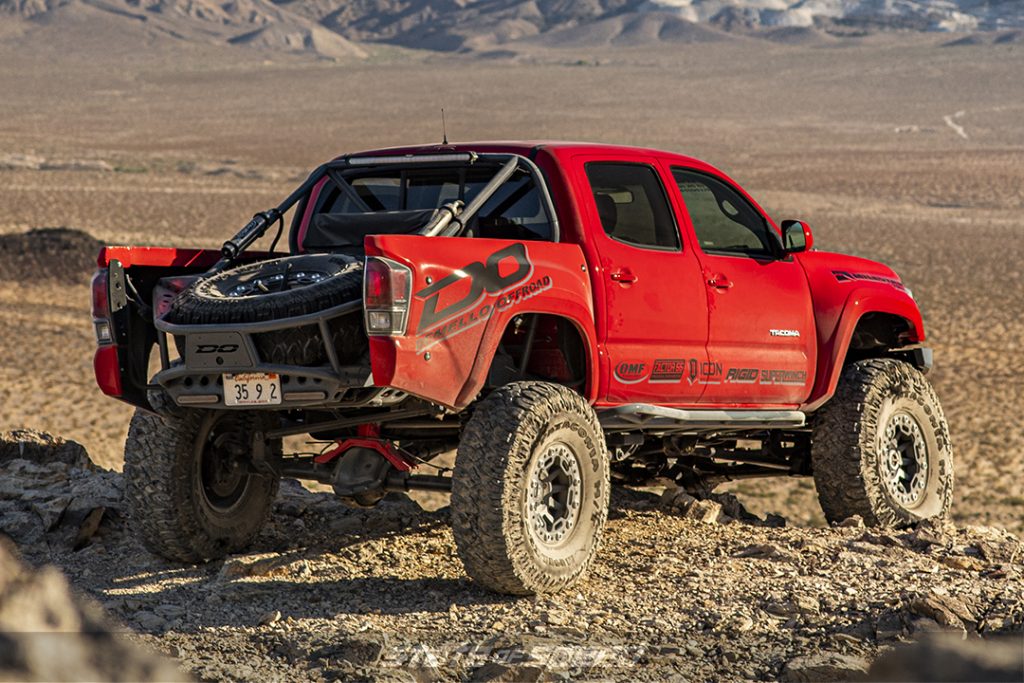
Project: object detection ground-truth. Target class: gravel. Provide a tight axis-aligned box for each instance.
[2,430,1022,681]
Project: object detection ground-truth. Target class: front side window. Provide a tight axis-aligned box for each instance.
[673,169,774,257]
[585,162,679,250]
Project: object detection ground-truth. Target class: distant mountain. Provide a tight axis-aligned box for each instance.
[2,0,1022,58]
[0,0,368,58]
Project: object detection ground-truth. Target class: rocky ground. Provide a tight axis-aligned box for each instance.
[2,430,1022,682]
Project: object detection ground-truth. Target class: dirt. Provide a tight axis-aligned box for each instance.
[2,431,1022,681]
[0,228,102,285]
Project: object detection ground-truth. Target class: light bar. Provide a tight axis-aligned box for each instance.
[346,153,476,166]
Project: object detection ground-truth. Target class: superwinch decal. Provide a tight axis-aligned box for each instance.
[414,243,552,353]
[613,357,806,387]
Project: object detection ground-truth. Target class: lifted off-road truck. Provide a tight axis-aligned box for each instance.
[92,142,952,595]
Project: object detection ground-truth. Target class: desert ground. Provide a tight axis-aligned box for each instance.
[2,33,1022,532]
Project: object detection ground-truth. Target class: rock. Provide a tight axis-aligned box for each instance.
[907,519,955,549]
[543,610,569,626]
[839,515,866,528]
[310,633,387,666]
[0,539,186,681]
[684,499,729,524]
[72,506,106,550]
[782,652,870,682]
[219,554,297,580]
[733,543,798,562]
[708,492,758,523]
[472,662,546,682]
[135,610,169,632]
[0,430,92,468]
[659,487,697,513]
[868,634,1024,682]
[874,610,906,641]
[793,595,820,614]
[908,592,977,631]
[938,554,985,572]
[259,610,282,626]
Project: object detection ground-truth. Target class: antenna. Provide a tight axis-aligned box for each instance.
[441,108,449,145]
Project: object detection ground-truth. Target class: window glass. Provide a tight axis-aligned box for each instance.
[673,169,774,256]
[585,162,679,250]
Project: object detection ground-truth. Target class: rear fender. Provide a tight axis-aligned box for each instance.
[364,235,596,409]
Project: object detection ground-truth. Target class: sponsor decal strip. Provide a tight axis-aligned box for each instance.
[613,358,807,387]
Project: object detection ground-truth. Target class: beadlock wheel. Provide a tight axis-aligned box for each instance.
[123,409,280,563]
[879,411,929,509]
[451,382,610,595]
[526,442,583,547]
[812,358,954,528]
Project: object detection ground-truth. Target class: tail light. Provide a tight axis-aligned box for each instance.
[364,257,412,336]
[91,269,113,345]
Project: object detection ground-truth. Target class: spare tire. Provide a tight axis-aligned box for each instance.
[168,254,366,366]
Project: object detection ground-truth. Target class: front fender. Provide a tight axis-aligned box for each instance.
[802,288,924,412]
[365,235,596,410]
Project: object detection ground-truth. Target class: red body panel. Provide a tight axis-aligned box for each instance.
[93,140,929,416]
[561,150,710,406]
[796,250,924,411]
[93,345,122,397]
[98,246,224,269]
[365,234,597,409]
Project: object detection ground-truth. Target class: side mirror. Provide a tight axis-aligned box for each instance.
[781,219,814,253]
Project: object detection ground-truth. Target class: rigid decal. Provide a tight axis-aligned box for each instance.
[413,243,552,353]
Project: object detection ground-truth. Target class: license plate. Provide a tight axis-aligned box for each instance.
[223,373,281,406]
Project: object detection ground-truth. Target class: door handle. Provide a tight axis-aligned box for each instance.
[707,274,733,290]
[610,269,638,284]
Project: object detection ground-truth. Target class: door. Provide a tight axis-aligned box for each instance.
[575,157,709,404]
[670,167,815,406]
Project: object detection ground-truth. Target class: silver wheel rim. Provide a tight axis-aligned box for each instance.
[880,411,929,509]
[526,442,583,547]
[224,270,328,297]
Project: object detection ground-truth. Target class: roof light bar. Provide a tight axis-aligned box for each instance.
[346,153,476,166]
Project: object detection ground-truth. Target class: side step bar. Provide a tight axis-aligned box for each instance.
[598,403,806,432]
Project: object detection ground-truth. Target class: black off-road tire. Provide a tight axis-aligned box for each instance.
[168,254,366,365]
[123,408,279,562]
[812,359,954,528]
[451,382,610,595]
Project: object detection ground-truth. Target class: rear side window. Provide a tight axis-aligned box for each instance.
[585,162,679,251]
[673,169,774,257]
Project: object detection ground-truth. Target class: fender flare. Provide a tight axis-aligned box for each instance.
[453,302,599,409]
[802,290,925,412]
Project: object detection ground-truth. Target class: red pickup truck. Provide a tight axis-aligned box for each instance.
[92,142,953,595]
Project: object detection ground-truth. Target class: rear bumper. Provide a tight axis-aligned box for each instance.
[151,299,389,410]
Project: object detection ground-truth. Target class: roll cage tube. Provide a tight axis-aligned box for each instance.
[326,153,560,241]
[219,163,330,265]
[217,152,560,271]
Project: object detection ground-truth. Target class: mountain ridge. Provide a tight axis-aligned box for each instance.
[2,0,1022,59]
